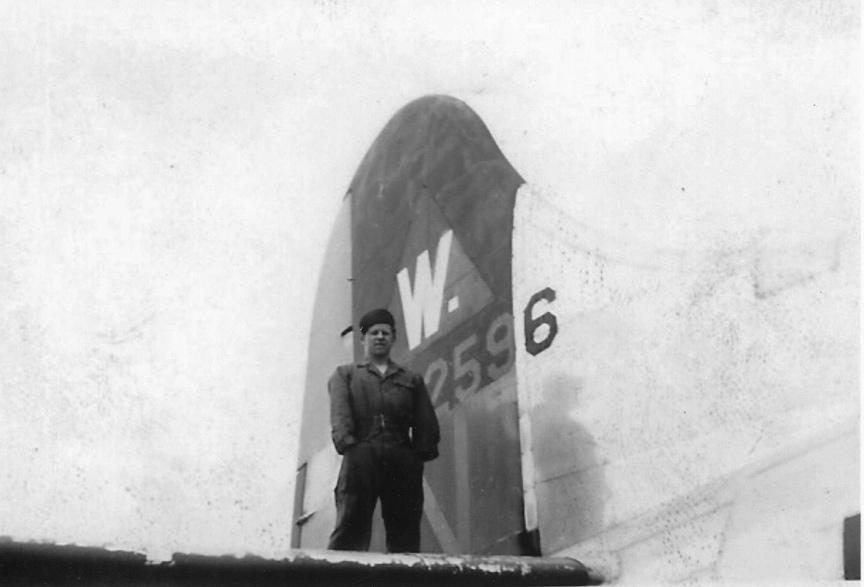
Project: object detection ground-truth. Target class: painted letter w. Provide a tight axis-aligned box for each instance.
[397,230,453,350]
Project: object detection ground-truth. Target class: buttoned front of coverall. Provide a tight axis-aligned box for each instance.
[327,361,440,553]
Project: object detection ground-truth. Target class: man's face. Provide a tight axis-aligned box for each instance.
[363,323,395,360]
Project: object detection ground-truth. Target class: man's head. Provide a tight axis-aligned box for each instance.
[359,308,396,361]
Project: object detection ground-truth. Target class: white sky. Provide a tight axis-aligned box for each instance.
[0,0,857,562]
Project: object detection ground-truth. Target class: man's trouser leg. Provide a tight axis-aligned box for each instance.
[379,443,424,553]
[328,442,378,551]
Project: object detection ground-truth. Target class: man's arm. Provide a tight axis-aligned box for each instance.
[412,373,440,461]
[328,366,358,455]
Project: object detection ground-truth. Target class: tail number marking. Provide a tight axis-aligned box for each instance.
[424,312,516,408]
[422,286,558,409]
[524,287,557,356]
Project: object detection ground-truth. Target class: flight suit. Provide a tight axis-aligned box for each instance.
[328,360,440,553]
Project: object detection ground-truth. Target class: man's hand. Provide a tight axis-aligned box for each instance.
[418,449,438,462]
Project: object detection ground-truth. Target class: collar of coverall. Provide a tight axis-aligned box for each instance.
[356,359,403,374]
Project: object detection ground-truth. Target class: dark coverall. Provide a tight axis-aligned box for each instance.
[328,360,440,553]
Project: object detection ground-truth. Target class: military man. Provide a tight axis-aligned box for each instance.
[327,308,440,553]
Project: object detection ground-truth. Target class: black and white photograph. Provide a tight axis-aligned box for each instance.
[0,1,859,584]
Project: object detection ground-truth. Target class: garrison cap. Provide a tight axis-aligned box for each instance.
[359,308,396,334]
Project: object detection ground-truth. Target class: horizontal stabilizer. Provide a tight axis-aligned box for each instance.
[0,540,601,586]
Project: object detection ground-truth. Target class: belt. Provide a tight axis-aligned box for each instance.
[357,414,410,439]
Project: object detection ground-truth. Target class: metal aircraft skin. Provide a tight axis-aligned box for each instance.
[291,95,859,583]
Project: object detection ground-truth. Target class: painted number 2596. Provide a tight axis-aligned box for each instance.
[424,288,558,408]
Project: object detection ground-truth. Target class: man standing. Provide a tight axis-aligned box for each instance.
[327,308,440,553]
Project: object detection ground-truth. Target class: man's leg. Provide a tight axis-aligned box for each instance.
[328,442,378,551]
[379,444,424,553]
